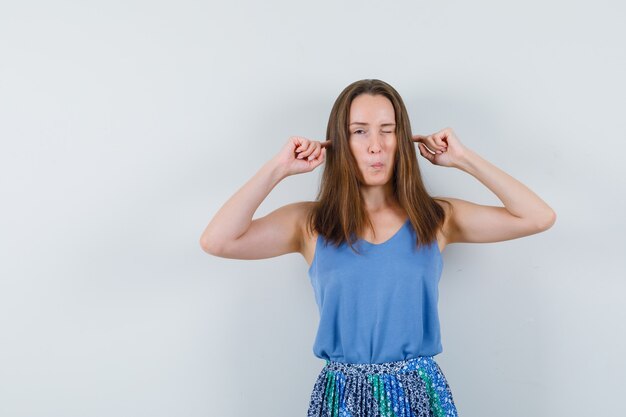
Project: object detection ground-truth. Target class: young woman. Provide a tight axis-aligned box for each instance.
[200,79,556,416]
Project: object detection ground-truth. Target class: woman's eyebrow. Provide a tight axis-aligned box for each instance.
[349,122,396,126]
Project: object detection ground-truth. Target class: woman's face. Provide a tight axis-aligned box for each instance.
[348,94,397,185]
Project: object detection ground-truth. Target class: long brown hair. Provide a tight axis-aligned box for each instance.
[306,79,452,254]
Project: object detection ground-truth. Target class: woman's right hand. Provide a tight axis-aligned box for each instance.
[273,136,330,178]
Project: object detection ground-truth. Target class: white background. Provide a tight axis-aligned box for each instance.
[1,1,624,416]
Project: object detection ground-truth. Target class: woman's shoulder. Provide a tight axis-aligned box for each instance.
[256,201,317,264]
[292,201,319,266]
[297,200,318,238]
[275,200,317,242]
[432,196,456,252]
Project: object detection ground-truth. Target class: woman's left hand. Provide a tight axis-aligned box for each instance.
[412,127,468,168]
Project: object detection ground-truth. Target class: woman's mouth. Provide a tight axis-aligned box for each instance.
[370,163,384,169]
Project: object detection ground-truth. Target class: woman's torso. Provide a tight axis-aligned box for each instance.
[301,202,448,363]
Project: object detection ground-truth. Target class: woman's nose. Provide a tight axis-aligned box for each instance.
[368,134,384,152]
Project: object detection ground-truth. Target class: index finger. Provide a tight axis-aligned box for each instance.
[320,140,332,148]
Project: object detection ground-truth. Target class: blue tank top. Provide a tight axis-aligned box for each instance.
[307,217,444,364]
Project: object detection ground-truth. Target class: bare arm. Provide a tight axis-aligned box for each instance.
[416,128,556,245]
[199,136,327,258]
[199,157,286,256]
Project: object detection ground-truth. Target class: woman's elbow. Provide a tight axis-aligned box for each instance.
[199,237,223,256]
[536,208,557,231]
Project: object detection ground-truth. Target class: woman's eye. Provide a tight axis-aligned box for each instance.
[353,130,393,134]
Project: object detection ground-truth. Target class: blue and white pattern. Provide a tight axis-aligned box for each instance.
[307,356,458,417]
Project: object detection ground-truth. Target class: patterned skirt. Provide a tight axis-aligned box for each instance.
[307,356,458,417]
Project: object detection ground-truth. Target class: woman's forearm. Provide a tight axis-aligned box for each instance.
[199,157,286,252]
[455,148,556,226]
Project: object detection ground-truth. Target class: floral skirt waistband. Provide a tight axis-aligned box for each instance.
[308,356,459,417]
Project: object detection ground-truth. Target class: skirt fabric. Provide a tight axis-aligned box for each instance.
[307,356,458,417]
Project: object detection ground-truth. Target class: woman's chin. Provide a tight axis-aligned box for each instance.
[360,175,391,186]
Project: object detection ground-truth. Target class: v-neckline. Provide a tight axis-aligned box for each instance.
[358,217,410,247]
